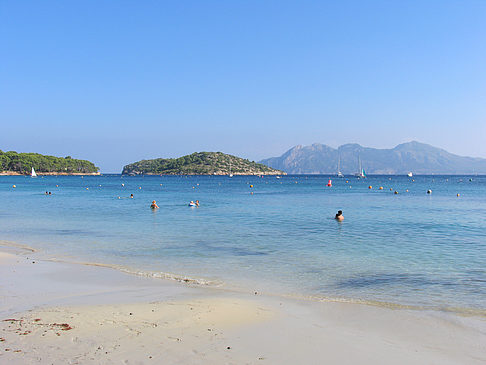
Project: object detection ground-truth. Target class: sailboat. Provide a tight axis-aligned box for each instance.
[337,155,344,178]
[407,172,413,177]
[354,156,366,178]
[228,161,233,177]
[31,167,37,177]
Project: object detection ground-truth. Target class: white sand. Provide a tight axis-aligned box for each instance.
[1,250,485,364]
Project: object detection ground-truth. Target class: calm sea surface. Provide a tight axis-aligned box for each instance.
[1,174,485,312]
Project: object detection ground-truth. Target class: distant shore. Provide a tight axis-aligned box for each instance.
[122,171,286,176]
[0,171,101,176]
[1,245,484,364]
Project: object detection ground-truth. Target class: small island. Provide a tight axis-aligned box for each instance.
[122,152,285,176]
[0,150,99,175]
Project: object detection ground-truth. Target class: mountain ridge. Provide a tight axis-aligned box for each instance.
[259,141,486,174]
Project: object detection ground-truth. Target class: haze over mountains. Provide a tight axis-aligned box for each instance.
[260,141,486,175]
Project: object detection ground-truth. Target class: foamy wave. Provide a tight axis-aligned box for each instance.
[119,268,224,286]
[43,257,224,287]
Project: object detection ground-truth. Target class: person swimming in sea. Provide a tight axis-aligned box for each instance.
[195,200,200,207]
[130,194,134,198]
[189,201,196,207]
[150,200,159,209]
[335,210,343,221]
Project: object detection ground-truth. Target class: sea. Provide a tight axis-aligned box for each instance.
[1,174,485,314]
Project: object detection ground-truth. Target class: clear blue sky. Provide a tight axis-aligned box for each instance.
[1,0,485,172]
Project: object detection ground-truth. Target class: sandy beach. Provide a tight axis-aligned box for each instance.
[0,247,484,365]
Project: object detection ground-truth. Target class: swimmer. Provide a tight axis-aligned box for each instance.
[335,210,344,221]
[150,200,159,209]
[130,194,134,198]
[195,200,200,207]
[189,201,196,207]
[45,191,48,195]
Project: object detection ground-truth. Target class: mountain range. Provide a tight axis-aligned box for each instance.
[259,141,486,175]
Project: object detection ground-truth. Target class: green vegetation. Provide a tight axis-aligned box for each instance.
[0,150,99,174]
[122,152,284,175]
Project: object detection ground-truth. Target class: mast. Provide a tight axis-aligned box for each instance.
[337,154,344,177]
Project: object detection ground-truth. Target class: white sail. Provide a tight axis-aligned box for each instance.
[31,167,37,177]
[337,155,344,177]
[354,155,366,178]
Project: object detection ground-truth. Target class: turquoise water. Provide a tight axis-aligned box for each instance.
[1,174,485,312]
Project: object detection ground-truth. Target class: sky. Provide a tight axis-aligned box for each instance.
[1,0,485,172]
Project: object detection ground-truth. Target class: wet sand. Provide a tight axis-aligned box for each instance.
[1,250,485,364]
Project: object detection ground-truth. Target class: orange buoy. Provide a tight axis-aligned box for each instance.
[368,185,372,189]
[379,186,383,190]
[327,179,332,187]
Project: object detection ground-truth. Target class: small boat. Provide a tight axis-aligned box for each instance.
[31,167,37,177]
[354,156,366,178]
[337,155,344,177]
[407,172,413,177]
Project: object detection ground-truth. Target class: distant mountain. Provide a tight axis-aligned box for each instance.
[122,152,285,175]
[259,141,486,175]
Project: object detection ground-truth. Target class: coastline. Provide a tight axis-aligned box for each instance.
[2,240,485,317]
[121,171,286,176]
[1,247,485,364]
[0,172,100,176]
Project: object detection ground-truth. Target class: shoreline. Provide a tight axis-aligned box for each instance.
[0,172,100,176]
[121,172,287,176]
[1,240,485,318]
[1,248,485,364]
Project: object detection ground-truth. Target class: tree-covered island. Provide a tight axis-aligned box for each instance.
[122,152,285,175]
[0,150,99,175]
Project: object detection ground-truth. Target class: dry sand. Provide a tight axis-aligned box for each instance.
[1,250,485,364]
